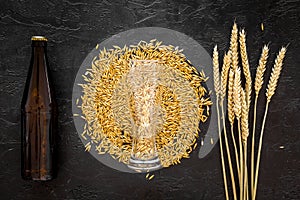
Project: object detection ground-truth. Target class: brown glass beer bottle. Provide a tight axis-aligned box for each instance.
[21,36,57,181]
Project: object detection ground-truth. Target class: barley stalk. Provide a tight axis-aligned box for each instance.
[252,102,268,200]
[241,89,249,200]
[251,95,258,196]
[239,29,252,109]
[244,154,249,200]
[252,47,286,200]
[233,67,243,199]
[251,45,269,194]
[213,46,229,200]
[230,22,239,71]
[218,101,229,200]
[237,119,243,200]
[221,103,237,200]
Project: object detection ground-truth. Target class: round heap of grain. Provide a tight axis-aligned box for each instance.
[77,40,212,168]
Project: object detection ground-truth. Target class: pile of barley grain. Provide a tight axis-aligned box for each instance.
[76,40,211,168]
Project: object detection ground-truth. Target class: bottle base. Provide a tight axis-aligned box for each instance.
[22,171,53,181]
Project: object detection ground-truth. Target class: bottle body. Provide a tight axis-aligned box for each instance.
[21,36,57,181]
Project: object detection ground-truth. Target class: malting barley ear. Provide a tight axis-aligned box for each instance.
[254,45,269,95]
[220,51,232,100]
[213,45,221,96]
[241,89,249,143]
[233,68,242,119]
[227,69,235,125]
[239,29,252,109]
[266,47,287,102]
[230,22,239,71]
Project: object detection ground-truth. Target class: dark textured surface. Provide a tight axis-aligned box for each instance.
[0,0,299,199]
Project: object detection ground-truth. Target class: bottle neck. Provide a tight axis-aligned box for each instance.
[32,46,45,56]
[32,40,47,47]
[31,42,47,63]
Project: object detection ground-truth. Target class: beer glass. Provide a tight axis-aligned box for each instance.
[127,60,161,171]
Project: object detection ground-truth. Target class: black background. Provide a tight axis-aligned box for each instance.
[0,0,299,199]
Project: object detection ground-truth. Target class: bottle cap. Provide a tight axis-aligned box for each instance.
[31,36,48,42]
